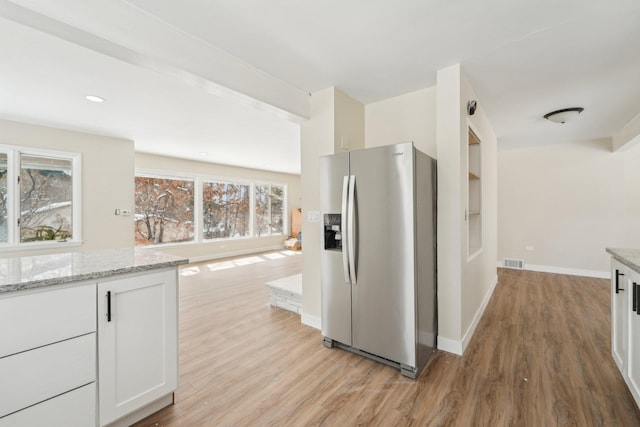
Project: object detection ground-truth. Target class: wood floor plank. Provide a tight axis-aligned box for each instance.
[133,253,640,427]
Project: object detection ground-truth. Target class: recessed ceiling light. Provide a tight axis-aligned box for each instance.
[85,95,105,103]
[543,107,584,124]
[199,152,208,156]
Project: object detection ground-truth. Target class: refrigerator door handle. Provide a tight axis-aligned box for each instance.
[348,175,357,285]
[342,176,351,284]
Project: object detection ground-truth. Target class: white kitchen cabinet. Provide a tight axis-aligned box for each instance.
[611,259,629,372]
[626,271,640,406]
[609,251,640,410]
[0,383,96,427]
[0,284,96,425]
[97,269,178,427]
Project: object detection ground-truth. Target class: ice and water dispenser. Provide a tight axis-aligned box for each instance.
[323,214,342,251]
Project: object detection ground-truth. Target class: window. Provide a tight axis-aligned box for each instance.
[202,181,250,240]
[20,155,73,242]
[134,171,287,246]
[134,176,195,245]
[255,184,285,236]
[0,153,7,243]
[0,146,81,248]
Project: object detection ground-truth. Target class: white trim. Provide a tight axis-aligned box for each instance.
[461,274,498,352]
[437,274,498,356]
[437,336,462,355]
[495,261,610,279]
[185,244,285,264]
[301,312,321,330]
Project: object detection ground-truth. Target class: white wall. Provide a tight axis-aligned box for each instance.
[498,138,640,276]
[135,152,301,262]
[436,64,498,354]
[460,74,498,343]
[0,119,134,256]
[365,87,437,156]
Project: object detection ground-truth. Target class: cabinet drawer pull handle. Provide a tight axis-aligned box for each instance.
[616,269,625,294]
[107,291,112,322]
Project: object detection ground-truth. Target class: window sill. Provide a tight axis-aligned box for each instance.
[0,240,83,253]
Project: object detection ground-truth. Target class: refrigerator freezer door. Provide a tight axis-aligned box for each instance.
[320,152,352,346]
[349,143,416,367]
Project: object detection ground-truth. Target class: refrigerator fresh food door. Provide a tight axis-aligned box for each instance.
[349,143,416,367]
[320,151,352,346]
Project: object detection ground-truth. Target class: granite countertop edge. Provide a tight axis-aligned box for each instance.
[0,249,189,294]
[606,248,640,275]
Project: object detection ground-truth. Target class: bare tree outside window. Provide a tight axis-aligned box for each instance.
[203,182,250,239]
[134,176,194,245]
[0,154,7,243]
[20,155,73,242]
[255,184,285,236]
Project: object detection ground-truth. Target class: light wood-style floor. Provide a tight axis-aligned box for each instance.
[134,251,640,426]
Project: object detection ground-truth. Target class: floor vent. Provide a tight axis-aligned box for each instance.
[503,258,524,269]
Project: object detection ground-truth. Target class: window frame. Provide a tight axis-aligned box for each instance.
[134,170,197,247]
[0,145,82,252]
[201,178,253,242]
[254,181,287,237]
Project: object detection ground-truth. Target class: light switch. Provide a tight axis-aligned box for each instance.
[307,211,320,223]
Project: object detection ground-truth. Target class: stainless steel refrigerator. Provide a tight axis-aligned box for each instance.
[320,142,437,379]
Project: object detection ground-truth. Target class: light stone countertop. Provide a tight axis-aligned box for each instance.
[606,248,640,276]
[0,247,189,294]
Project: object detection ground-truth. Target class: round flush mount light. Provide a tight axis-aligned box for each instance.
[543,107,584,124]
[198,152,208,156]
[85,95,105,103]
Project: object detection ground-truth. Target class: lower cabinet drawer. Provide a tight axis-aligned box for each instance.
[0,333,96,417]
[0,382,96,427]
[0,284,96,358]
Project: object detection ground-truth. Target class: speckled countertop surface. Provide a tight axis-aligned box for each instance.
[606,248,640,275]
[0,247,189,294]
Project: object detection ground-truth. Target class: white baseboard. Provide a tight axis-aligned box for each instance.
[496,261,609,279]
[187,245,286,264]
[437,336,462,355]
[301,312,321,330]
[461,274,498,352]
[437,274,498,356]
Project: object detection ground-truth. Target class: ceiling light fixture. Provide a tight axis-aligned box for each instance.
[543,107,584,124]
[198,152,208,156]
[85,95,105,103]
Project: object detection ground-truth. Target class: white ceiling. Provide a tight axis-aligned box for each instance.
[1,0,639,174]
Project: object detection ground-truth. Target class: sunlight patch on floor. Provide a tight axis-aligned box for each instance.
[207,261,235,271]
[180,266,201,276]
[280,250,301,256]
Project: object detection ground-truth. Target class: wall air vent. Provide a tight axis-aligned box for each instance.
[503,258,524,269]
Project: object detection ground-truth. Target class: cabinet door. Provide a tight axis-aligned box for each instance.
[97,270,178,426]
[627,275,640,408]
[611,260,629,372]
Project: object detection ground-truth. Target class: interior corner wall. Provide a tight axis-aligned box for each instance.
[365,86,437,157]
[300,87,364,327]
[335,89,365,153]
[460,74,498,343]
[0,119,134,256]
[300,87,336,326]
[134,152,301,261]
[436,65,463,349]
[498,139,640,276]
[435,65,498,355]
